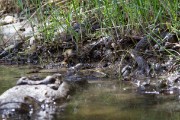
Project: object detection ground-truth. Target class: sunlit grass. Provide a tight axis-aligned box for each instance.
[17,0,179,36]
[16,0,179,57]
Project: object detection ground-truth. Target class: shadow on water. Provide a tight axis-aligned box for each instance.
[0,66,180,120]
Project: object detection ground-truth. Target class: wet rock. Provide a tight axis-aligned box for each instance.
[0,72,89,119]
[0,79,68,118]
[16,74,62,85]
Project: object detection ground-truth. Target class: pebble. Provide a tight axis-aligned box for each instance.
[2,15,16,24]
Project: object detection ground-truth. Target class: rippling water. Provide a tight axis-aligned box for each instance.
[0,66,180,120]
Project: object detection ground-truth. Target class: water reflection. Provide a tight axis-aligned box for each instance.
[59,80,180,120]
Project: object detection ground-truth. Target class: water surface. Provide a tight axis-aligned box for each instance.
[0,65,27,94]
[58,80,180,120]
[1,66,180,120]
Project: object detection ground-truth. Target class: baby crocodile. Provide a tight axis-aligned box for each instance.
[132,29,160,76]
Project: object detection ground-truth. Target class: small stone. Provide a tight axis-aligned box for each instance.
[63,49,73,58]
[3,16,16,24]
[29,37,36,46]
[154,44,159,50]
[111,42,116,48]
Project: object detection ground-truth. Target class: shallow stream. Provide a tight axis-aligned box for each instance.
[0,66,180,120]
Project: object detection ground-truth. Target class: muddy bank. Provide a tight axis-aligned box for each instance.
[0,1,179,80]
[0,17,179,92]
